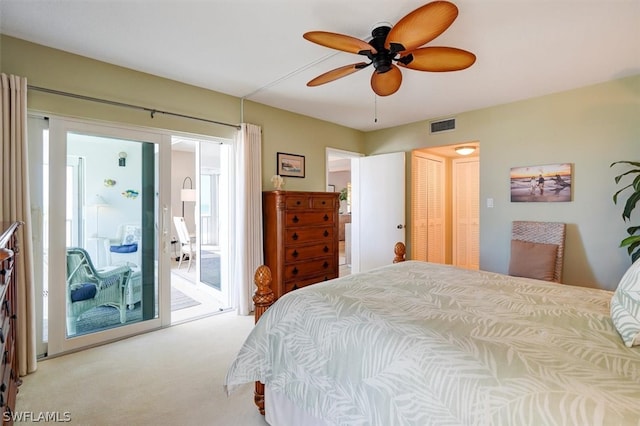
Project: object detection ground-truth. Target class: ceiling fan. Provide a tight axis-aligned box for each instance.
[303,0,476,96]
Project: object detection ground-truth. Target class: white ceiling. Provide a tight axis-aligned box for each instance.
[1,0,639,132]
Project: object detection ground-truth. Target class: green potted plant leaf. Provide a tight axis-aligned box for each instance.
[339,187,348,202]
[611,161,640,262]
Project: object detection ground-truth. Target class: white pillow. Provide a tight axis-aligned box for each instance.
[121,225,140,245]
[611,259,640,347]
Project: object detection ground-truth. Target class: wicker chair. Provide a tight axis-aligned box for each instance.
[66,247,131,335]
[509,221,566,283]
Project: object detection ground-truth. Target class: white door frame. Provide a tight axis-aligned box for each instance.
[325,147,363,189]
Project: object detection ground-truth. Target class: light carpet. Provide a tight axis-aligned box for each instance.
[17,312,268,426]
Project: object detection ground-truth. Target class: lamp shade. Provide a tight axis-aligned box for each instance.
[181,189,196,202]
[90,194,109,206]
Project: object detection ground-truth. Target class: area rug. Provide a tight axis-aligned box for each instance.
[200,251,221,290]
[171,287,201,311]
[76,305,142,335]
[74,287,201,335]
[171,252,221,291]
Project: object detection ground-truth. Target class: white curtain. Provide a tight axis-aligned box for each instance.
[233,123,263,315]
[0,73,37,375]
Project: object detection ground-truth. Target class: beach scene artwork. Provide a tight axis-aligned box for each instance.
[510,163,572,202]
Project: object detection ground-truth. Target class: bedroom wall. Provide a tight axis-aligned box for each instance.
[0,35,365,192]
[241,100,363,191]
[3,35,638,290]
[364,75,640,291]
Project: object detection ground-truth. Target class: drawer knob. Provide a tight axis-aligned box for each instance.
[292,267,299,275]
[292,284,299,290]
[292,215,299,223]
[292,233,299,241]
[292,250,299,258]
[323,261,329,268]
[323,230,329,237]
[296,200,301,205]
[323,246,329,253]
[323,214,329,221]
[321,200,326,205]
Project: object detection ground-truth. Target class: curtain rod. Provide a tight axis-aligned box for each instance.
[27,85,241,130]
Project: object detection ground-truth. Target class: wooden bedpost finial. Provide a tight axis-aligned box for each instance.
[253,265,275,325]
[393,242,406,263]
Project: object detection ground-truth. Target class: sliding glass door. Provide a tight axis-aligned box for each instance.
[197,140,231,306]
[47,118,171,355]
[170,136,232,311]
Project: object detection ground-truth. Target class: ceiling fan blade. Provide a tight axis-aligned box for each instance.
[385,1,459,53]
[307,62,370,87]
[371,64,402,96]
[399,47,476,71]
[304,31,377,55]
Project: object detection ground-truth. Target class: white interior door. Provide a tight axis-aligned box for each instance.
[351,152,405,273]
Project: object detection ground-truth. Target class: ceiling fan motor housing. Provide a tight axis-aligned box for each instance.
[368,26,398,74]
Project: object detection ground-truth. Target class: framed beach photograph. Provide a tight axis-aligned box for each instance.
[277,152,305,178]
[510,163,573,202]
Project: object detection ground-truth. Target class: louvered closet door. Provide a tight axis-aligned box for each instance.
[411,152,445,263]
[426,156,445,263]
[453,158,479,269]
[411,154,428,261]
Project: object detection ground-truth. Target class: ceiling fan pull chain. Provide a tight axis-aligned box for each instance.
[374,94,378,123]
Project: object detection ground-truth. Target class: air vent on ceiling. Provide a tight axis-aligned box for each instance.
[429,118,456,134]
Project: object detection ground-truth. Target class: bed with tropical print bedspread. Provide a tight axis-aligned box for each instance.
[225,261,640,425]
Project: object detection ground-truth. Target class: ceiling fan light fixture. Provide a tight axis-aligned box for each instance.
[455,146,475,156]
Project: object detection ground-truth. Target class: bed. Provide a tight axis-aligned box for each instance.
[225,245,640,425]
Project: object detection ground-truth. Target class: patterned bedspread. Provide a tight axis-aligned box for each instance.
[225,261,640,425]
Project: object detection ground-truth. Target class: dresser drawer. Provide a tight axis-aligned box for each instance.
[284,242,334,263]
[285,211,335,227]
[283,273,336,294]
[284,196,311,210]
[283,194,336,211]
[283,257,336,281]
[0,346,11,407]
[0,314,10,347]
[285,227,335,244]
[310,196,335,209]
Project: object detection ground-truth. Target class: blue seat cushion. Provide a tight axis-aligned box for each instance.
[110,243,138,253]
[70,283,97,302]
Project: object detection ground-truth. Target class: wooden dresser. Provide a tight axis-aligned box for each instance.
[0,222,21,425]
[263,191,339,300]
